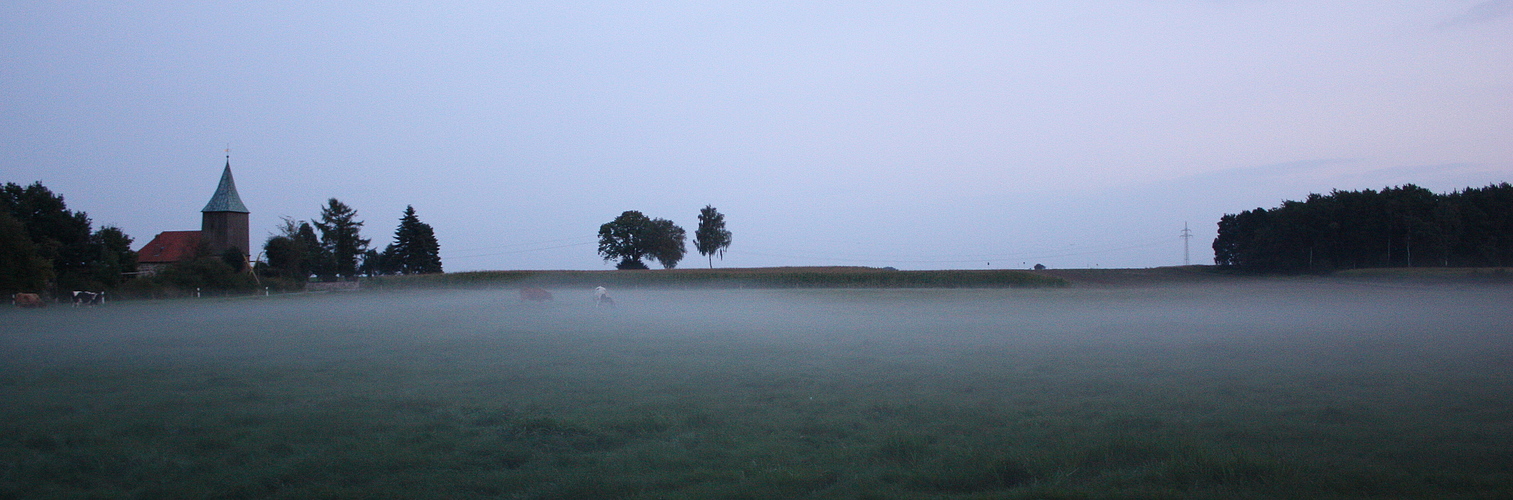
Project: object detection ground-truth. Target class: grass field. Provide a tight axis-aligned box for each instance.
[3,278,1512,498]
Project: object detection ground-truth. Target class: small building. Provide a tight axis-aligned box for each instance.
[134,158,251,275]
[135,230,202,276]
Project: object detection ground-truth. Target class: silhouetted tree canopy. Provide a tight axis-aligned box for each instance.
[694,205,732,269]
[1213,183,1513,272]
[314,198,368,280]
[90,226,136,288]
[598,210,687,269]
[1,181,137,292]
[648,218,687,269]
[380,205,442,275]
[0,211,51,293]
[359,248,384,277]
[263,235,305,280]
[297,221,325,279]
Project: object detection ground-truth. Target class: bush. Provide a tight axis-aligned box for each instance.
[114,257,258,298]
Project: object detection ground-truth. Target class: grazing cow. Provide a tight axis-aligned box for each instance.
[519,287,553,303]
[13,293,45,308]
[72,291,105,307]
[593,286,615,308]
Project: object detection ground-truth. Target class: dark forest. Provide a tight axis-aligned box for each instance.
[1213,183,1513,272]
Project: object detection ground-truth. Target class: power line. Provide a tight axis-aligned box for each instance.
[447,236,594,253]
[447,241,597,260]
[737,238,1172,265]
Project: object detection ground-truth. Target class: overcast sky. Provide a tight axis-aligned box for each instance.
[3,1,1509,271]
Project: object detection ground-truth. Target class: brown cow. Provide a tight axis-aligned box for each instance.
[519,287,553,303]
[13,293,45,308]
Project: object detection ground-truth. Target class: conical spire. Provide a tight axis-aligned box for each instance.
[201,158,250,213]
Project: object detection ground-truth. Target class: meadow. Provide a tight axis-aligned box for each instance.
[2,278,1511,499]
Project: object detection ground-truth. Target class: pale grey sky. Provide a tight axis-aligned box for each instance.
[3,1,1509,270]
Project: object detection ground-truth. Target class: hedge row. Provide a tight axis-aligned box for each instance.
[362,267,1067,290]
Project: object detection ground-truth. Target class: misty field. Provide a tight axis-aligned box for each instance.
[3,282,1511,499]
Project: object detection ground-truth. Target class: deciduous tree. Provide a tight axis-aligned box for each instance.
[1,181,120,291]
[598,211,687,269]
[694,205,732,268]
[89,226,136,287]
[0,211,51,293]
[263,216,310,280]
[648,218,687,269]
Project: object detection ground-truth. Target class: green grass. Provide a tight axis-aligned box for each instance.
[3,284,1511,498]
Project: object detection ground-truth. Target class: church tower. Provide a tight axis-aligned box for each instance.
[201,157,250,262]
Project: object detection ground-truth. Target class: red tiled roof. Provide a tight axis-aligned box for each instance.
[136,231,202,264]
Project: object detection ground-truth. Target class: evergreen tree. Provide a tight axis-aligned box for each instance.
[381,205,443,274]
[694,205,732,268]
[314,198,368,280]
[1213,183,1513,272]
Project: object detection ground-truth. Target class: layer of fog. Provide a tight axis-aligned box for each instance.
[4,282,1509,379]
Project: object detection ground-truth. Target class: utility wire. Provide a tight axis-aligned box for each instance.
[448,241,597,260]
[736,238,1171,265]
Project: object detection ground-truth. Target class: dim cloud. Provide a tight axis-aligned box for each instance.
[1440,0,1513,28]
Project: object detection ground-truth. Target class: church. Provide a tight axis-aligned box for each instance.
[135,158,251,275]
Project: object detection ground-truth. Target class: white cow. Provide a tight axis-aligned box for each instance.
[593,286,615,308]
[72,291,105,307]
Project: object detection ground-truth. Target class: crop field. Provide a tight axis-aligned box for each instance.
[3,281,1512,499]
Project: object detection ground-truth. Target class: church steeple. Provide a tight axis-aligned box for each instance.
[201,158,249,214]
[200,156,251,263]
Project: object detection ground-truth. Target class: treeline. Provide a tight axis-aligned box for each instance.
[138,199,444,296]
[1213,183,1513,272]
[0,180,446,299]
[1,182,137,295]
[260,199,442,286]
